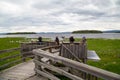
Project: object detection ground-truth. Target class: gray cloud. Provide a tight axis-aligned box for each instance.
[115,0,120,6]
[0,0,120,32]
[0,15,68,27]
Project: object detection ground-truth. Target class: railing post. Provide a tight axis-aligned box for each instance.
[34,55,43,76]
[33,49,120,80]
[49,47,52,53]
[20,43,26,62]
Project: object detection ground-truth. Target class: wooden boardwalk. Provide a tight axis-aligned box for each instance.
[0,60,47,80]
[0,42,119,80]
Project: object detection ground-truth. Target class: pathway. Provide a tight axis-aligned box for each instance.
[0,60,47,80]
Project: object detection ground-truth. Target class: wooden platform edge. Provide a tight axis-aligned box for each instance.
[0,60,33,74]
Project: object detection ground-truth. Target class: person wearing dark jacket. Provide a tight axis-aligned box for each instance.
[69,36,75,43]
[38,36,42,45]
[38,36,42,42]
[55,36,59,45]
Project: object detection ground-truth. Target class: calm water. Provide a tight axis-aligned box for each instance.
[0,33,120,39]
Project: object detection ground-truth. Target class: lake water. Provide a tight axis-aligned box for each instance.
[0,33,120,40]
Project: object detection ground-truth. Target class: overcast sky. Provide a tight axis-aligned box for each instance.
[0,0,120,33]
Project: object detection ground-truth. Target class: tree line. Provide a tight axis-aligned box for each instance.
[72,30,102,33]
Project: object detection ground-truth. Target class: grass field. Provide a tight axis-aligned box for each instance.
[75,38,120,74]
[0,37,26,70]
[0,37,50,69]
[0,37,120,75]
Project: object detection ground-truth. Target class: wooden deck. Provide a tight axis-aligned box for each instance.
[0,42,119,80]
[0,60,47,80]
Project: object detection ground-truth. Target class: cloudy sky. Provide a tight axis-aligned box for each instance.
[0,0,120,33]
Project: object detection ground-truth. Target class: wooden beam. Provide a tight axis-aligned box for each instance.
[35,68,60,80]
[0,54,21,61]
[34,59,83,80]
[0,59,22,69]
[33,49,120,80]
[0,48,20,54]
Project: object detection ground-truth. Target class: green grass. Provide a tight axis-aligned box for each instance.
[0,37,120,76]
[75,38,120,74]
[0,37,25,50]
[0,37,26,71]
[0,37,52,71]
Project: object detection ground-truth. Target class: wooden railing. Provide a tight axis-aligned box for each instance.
[0,41,57,71]
[0,48,22,70]
[20,41,57,61]
[33,49,120,80]
[1,42,120,80]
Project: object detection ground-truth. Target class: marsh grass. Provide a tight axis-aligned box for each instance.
[0,37,120,75]
[0,37,52,71]
[0,37,26,71]
[0,37,24,50]
[75,38,120,74]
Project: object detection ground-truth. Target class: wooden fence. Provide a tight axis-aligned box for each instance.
[0,47,22,70]
[1,41,120,80]
[0,41,57,70]
[60,43,87,63]
[20,41,57,61]
[33,49,120,80]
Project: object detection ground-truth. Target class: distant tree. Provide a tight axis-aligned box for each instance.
[72,30,102,33]
[7,32,36,34]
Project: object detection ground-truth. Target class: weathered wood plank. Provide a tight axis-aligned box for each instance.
[0,60,35,80]
[22,51,33,55]
[0,54,21,61]
[61,44,82,62]
[41,58,50,63]
[34,59,83,80]
[42,68,60,80]
[41,52,59,62]
[25,75,48,80]
[60,43,87,63]
[33,49,120,80]
[0,59,22,70]
[35,68,60,80]
[0,48,20,54]
[40,45,60,51]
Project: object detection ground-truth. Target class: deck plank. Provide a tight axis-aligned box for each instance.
[25,75,48,80]
[0,60,47,80]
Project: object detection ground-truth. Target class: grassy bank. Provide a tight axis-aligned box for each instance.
[0,37,25,70]
[0,37,50,71]
[75,38,120,74]
[0,37,25,50]
[0,37,120,75]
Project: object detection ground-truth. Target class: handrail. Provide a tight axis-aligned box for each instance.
[33,49,120,80]
[40,45,60,50]
[0,54,21,61]
[0,59,22,69]
[0,42,59,71]
[34,59,83,80]
[0,48,22,70]
[0,48,20,54]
